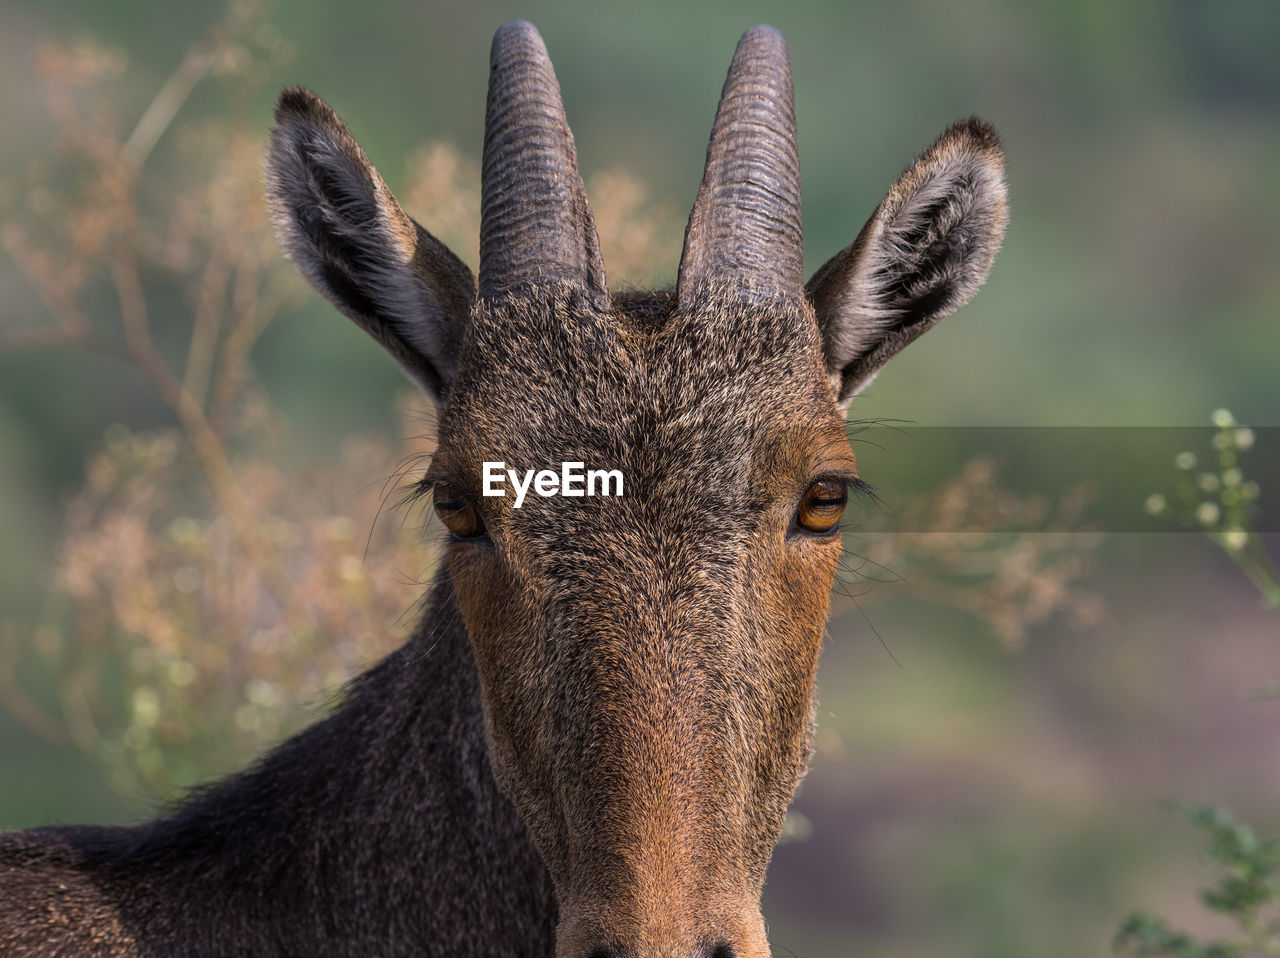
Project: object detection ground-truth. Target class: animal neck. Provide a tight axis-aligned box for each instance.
[75,573,556,953]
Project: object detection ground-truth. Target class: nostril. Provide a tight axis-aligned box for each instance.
[706,943,736,958]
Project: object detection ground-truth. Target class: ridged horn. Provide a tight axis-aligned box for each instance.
[677,25,803,304]
[478,21,607,303]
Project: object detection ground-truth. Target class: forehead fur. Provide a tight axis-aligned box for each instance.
[437,283,841,486]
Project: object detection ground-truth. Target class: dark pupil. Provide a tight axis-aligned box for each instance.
[808,484,846,508]
[435,498,478,537]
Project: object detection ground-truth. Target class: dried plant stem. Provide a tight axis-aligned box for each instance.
[183,241,232,408]
[0,629,68,746]
[212,268,299,416]
[56,668,108,783]
[0,323,129,361]
[122,46,215,172]
[110,254,311,634]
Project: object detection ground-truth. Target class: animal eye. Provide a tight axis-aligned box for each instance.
[795,478,848,535]
[434,491,486,540]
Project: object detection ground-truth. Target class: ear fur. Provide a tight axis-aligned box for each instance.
[807,117,1007,408]
[265,87,475,400]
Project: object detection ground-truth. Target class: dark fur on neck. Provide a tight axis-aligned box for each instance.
[0,575,557,957]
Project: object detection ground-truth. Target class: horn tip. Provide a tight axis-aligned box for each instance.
[492,19,547,58]
[738,24,788,54]
[742,24,784,41]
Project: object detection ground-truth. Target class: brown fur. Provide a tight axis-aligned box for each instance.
[429,283,849,957]
[0,21,1005,958]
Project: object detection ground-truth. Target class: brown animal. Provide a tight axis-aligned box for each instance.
[0,21,1005,958]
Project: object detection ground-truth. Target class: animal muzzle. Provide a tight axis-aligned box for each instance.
[559,927,770,958]
[555,891,772,958]
[580,944,747,958]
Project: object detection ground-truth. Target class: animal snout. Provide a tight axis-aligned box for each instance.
[585,943,737,958]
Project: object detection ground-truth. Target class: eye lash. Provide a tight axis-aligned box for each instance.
[404,471,453,510]
[840,475,885,520]
[810,472,872,497]
[408,477,436,505]
[838,474,875,499]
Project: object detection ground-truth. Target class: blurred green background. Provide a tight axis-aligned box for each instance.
[2,1,1279,956]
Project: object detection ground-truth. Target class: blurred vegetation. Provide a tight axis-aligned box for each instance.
[0,5,423,799]
[1117,804,1280,958]
[0,2,1278,957]
[1145,411,1280,612]
[1115,424,1280,958]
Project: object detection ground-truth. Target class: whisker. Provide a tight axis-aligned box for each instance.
[829,576,901,668]
[839,545,912,587]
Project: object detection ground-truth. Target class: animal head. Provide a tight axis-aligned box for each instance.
[266,21,1005,958]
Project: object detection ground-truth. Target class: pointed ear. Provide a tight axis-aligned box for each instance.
[807,118,1007,408]
[265,87,475,401]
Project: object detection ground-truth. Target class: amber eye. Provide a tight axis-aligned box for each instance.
[434,491,485,540]
[795,477,848,535]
